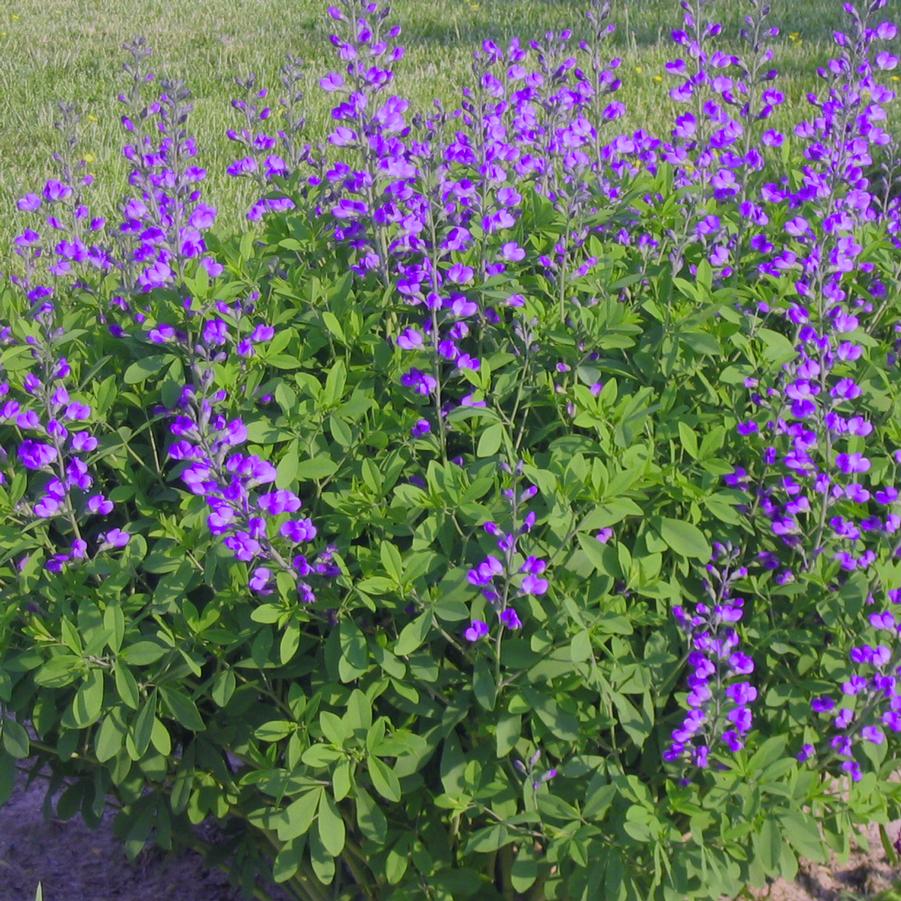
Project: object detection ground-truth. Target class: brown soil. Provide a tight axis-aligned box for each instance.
[747,816,901,900]
[0,769,280,901]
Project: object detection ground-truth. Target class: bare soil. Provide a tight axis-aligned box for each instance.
[0,770,271,901]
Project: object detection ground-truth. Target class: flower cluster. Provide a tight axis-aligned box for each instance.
[226,56,315,221]
[117,39,220,293]
[806,603,901,781]
[167,370,336,603]
[465,466,547,640]
[0,320,127,573]
[320,0,409,282]
[665,545,757,769]
[13,103,114,314]
[727,2,899,583]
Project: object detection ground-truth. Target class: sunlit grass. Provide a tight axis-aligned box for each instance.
[0,0,896,244]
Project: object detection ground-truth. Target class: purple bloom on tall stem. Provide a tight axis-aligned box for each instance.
[666,545,756,771]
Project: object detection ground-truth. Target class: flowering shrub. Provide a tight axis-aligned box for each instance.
[1,0,899,898]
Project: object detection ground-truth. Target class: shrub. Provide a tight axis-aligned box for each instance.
[1,0,899,898]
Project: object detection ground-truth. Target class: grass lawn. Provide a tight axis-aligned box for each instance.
[0,0,897,242]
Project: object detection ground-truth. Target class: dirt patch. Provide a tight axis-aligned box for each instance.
[0,768,280,901]
[747,817,901,900]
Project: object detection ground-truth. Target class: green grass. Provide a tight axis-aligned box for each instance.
[0,0,896,243]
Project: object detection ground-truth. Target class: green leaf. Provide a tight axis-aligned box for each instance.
[333,760,354,802]
[368,756,401,803]
[160,686,205,732]
[123,354,172,385]
[322,359,347,408]
[379,541,404,583]
[655,517,711,560]
[320,711,349,747]
[511,843,539,893]
[296,455,339,481]
[339,618,368,671]
[579,499,644,531]
[583,783,617,821]
[746,735,788,774]
[355,786,387,844]
[781,811,826,864]
[2,719,30,759]
[211,670,236,707]
[611,692,653,747]
[495,714,521,758]
[277,788,322,841]
[345,689,373,732]
[394,612,432,656]
[473,658,496,711]
[466,824,510,854]
[151,717,172,756]
[577,533,619,576]
[570,631,593,663]
[522,688,579,741]
[385,835,412,885]
[115,664,140,711]
[121,641,169,666]
[308,821,336,884]
[280,622,301,665]
[677,422,698,459]
[71,669,104,727]
[322,311,345,341]
[133,692,157,758]
[759,328,796,366]
[255,720,296,742]
[317,792,346,857]
[34,654,83,688]
[477,423,504,458]
[302,744,344,768]
[754,816,783,874]
[103,605,126,654]
[95,712,126,762]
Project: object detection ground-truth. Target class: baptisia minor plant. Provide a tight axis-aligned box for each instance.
[0,0,900,899]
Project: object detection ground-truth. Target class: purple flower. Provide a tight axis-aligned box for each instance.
[18,440,57,470]
[87,494,114,515]
[320,72,345,92]
[464,620,489,642]
[396,328,423,350]
[249,567,273,593]
[835,452,871,475]
[42,180,73,203]
[797,744,815,763]
[499,607,522,630]
[223,531,261,562]
[520,556,549,595]
[101,528,131,549]
[280,518,318,543]
[17,193,42,212]
[811,696,835,714]
[401,369,437,395]
[258,490,302,515]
